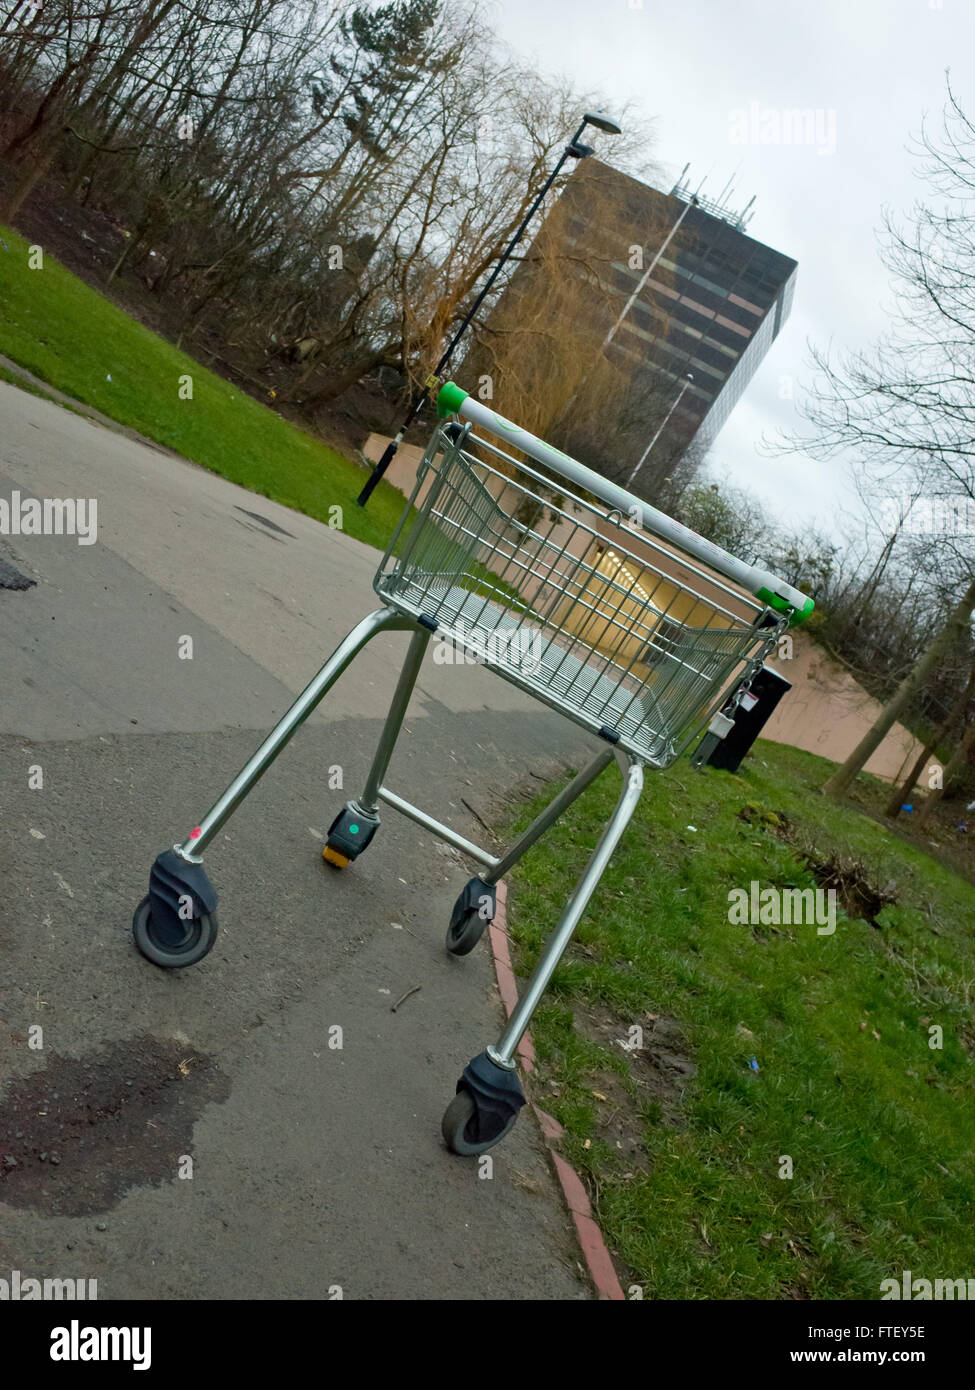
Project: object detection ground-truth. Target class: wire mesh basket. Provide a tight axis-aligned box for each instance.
[376,416,783,767]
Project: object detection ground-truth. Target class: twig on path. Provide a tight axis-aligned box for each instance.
[460,797,495,838]
[391,985,422,1012]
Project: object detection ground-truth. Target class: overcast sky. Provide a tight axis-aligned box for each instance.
[489,0,973,534]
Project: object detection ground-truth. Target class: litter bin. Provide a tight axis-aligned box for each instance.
[692,664,792,773]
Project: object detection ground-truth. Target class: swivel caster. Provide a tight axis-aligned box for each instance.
[446,877,496,956]
[441,1050,526,1155]
[133,849,219,969]
[132,896,218,968]
[323,803,380,869]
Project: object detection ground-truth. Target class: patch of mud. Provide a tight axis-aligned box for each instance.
[0,1036,230,1216]
[558,1002,696,1169]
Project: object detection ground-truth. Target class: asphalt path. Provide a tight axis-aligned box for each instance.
[0,379,602,1300]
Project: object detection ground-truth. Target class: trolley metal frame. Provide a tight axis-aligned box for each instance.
[133,386,810,1155]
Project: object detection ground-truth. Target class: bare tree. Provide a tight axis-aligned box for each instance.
[917,706,975,825]
[884,664,975,817]
[776,76,975,796]
[0,0,655,419]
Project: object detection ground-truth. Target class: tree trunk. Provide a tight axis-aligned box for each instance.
[917,715,975,825]
[0,141,55,220]
[107,230,145,283]
[823,574,975,797]
[884,667,975,817]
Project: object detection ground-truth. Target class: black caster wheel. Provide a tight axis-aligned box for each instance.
[446,906,488,956]
[441,1088,519,1155]
[132,895,218,969]
[323,804,380,869]
[446,877,496,956]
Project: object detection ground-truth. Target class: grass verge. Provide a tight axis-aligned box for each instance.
[504,739,975,1298]
[0,223,407,550]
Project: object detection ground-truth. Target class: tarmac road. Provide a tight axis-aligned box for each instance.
[0,379,603,1300]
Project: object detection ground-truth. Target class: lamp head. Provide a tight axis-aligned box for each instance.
[583,110,623,135]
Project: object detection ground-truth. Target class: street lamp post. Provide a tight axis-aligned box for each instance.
[625,371,694,489]
[357,111,622,506]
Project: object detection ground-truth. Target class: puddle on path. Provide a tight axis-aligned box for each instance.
[0,1035,230,1216]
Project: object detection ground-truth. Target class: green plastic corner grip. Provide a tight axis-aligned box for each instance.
[437,381,469,417]
[758,588,815,628]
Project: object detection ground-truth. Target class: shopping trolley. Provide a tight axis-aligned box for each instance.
[132,383,813,1154]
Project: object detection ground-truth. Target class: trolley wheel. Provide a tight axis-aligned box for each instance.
[446,905,488,956]
[446,877,495,957]
[322,805,380,867]
[441,1088,519,1155]
[132,895,218,969]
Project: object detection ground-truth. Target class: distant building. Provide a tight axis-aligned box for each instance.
[461,159,797,502]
